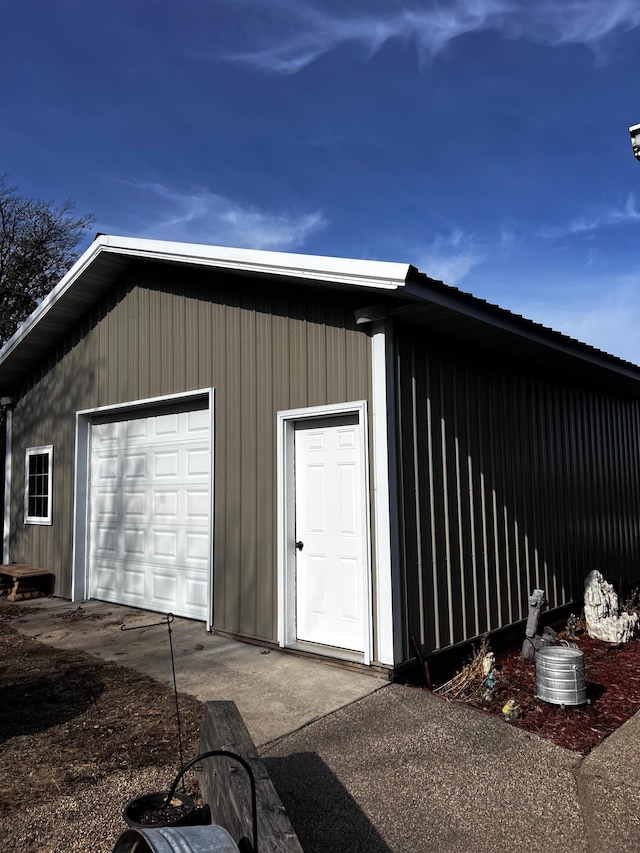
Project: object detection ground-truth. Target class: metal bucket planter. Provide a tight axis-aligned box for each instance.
[121,750,258,852]
[122,791,197,830]
[535,646,587,706]
[113,824,241,853]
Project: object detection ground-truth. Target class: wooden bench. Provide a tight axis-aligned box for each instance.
[0,564,54,602]
[198,701,303,852]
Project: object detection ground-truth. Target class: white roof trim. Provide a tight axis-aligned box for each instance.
[98,235,410,288]
[0,235,410,368]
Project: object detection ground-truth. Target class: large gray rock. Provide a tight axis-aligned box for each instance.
[584,570,638,643]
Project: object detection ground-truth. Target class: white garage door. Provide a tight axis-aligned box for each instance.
[88,407,211,621]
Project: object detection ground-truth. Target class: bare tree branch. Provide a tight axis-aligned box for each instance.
[0,175,95,346]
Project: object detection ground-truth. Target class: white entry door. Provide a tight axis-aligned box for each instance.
[88,407,211,621]
[294,415,366,652]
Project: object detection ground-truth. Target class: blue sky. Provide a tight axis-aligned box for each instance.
[3,0,640,362]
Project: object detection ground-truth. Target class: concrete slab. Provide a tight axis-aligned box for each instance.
[261,684,587,853]
[577,709,640,850]
[8,596,640,852]
[5,597,382,746]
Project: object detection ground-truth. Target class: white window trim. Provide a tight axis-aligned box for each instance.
[24,445,54,525]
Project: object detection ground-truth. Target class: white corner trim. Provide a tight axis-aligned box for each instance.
[277,400,372,665]
[371,320,403,666]
[2,409,12,564]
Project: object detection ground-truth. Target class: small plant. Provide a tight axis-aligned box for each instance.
[434,637,493,702]
[621,587,640,616]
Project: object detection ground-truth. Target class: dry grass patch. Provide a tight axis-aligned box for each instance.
[0,607,204,852]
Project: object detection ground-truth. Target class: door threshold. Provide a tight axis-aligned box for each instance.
[287,640,364,664]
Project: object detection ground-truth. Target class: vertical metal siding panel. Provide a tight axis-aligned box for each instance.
[464,366,482,638]
[442,358,465,644]
[560,389,578,601]
[184,292,200,389]
[452,362,472,640]
[288,305,308,408]
[618,401,633,571]
[224,299,243,631]
[396,340,422,650]
[137,287,151,399]
[484,374,504,628]
[271,300,290,413]
[346,323,370,402]
[255,302,275,640]
[502,373,521,622]
[544,385,560,606]
[497,373,515,624]
[325,306,348,402]
[428,353,451,647]
[173,289,187,392]
[212,298,228,628]
[240,296,258,635]
[409,346,426,645]
[476,368,494,632]
[147,288,162,399]
[623,402,640,568]
[306,306,327,406]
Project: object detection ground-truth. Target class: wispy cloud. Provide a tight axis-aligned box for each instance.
[509,276,640,365]
[415,228,486,285]
[537,194,640,239]
[224,0,640,74]
[127,182,327,250]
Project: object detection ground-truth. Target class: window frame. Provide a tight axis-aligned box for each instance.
[24,445,54,526]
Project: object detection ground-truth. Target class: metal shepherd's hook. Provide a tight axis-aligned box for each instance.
[121,613,186,781]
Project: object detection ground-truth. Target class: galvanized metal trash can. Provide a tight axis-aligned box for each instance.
[535,646,587,706]
[112,824,241,853]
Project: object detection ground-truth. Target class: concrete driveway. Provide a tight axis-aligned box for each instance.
[7,596,640,851]
[6,597,383,746]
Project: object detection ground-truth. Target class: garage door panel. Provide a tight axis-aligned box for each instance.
[153,490,179,521]
[89,407,211,621]
[186,447,210,476]
[125,452,147,480]
[123,566,145,597]
[186,531,209,563]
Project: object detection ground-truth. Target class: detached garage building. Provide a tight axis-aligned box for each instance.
[2,235,640,674]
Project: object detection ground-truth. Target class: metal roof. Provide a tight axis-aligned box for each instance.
[1,234,639,395]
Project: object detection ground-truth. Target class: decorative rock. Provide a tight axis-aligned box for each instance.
[522,589,557,661]
[583,570,638,643]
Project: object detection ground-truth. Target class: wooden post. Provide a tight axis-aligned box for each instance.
[198,701,303,852]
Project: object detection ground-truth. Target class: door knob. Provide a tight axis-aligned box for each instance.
[295,540,304,551]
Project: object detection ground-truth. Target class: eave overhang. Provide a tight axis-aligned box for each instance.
[1,235,639,397]
[0,235,411,389]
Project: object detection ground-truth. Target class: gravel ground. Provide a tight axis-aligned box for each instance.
[0,607,204,853]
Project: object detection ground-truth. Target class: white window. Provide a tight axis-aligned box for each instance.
[24,446,53,525]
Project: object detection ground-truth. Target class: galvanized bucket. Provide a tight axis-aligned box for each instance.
[112,824,241,853]
[535,646,587,706]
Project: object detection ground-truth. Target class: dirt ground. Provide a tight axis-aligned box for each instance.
[0,605,205,853]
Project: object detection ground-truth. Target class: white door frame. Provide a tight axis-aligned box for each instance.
[72,388,215,630]
[277,400,372,665]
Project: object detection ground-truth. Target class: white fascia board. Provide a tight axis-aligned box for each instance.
[98,235,411,289]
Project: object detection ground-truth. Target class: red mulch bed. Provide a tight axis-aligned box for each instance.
[465,630,640,754]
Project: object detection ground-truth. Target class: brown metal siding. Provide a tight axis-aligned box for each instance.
[396,327,640,657]
[8,268,372,642]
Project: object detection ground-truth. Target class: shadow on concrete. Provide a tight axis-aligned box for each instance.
[264,751,393,853]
